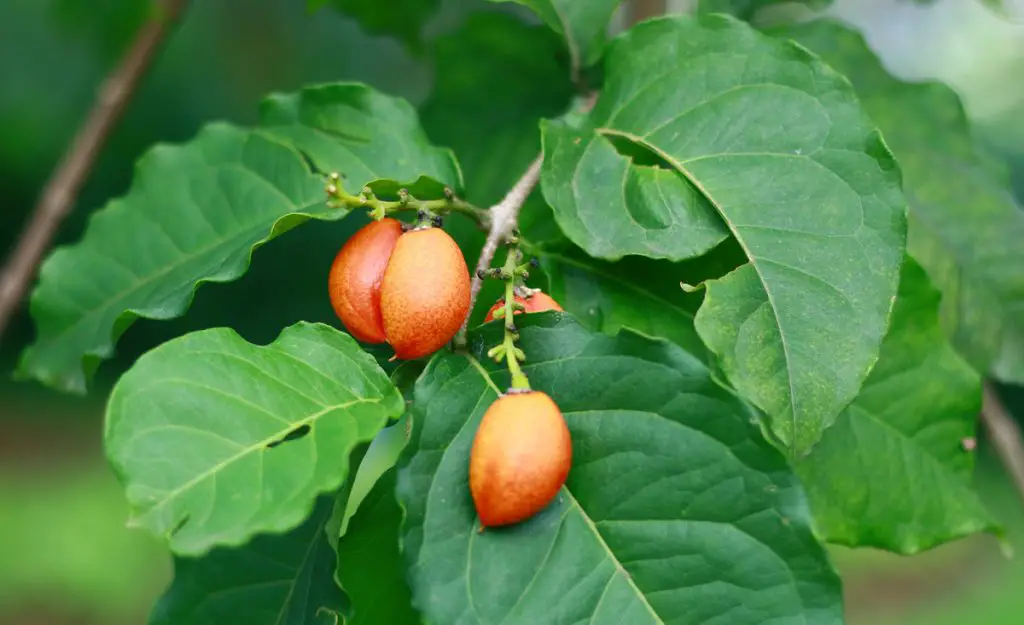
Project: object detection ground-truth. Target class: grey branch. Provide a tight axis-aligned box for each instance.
[982,382,1024,506]
[0,0,188,343]
[456,156,543,346]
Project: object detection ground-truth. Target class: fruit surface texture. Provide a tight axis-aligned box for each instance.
[327,218,403,344]
[469,390,572,527]
[380,226,471,359]
[484,291,563,323]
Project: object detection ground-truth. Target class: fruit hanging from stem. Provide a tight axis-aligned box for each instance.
[484,290,563,323]
[469,390,572,528]
[380,225,471,359]
[327,217,403,344]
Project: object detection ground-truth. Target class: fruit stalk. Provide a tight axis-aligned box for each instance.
[324,172,487,228]
[484,237,532,390]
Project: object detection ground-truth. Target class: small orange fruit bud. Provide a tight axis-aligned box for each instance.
[469,391,572,527]
[483,291,563,323]
[380,227,471,359]
[328,218,403,344]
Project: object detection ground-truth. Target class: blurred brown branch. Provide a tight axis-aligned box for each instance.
[0,0,188,344]
[982,382,1024,506]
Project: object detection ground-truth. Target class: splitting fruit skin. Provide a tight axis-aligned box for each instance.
[469,391,572,527]
[380,227,471,360]
[328,218,403,344]
[483,291,563,323]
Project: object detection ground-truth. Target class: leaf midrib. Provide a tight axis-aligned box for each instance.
[595,128,800,449]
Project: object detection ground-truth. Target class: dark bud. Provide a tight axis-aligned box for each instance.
[506,323,518,334]
[477,268,489,279]
[530,258,540,268]
[431,215,444,228]
[416,210,427,221]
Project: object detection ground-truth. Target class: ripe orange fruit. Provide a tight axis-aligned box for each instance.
[483,291,563,323]
[328,218,403,344]
[469,391,572,527]
[380,226,471,359]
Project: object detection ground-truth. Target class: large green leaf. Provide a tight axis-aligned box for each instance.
[486,0,624,75]
[398,315,843,624]
[773,20,1024,385]
[796,258,998,553]
[260,82,461,194]
[307,0,439,51]
[105,322,404,556]
[541,14,907,457]
[17,125,330,393]
[337,469,418,625]
[150,494,348,625]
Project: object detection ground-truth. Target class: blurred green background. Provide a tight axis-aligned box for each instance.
[2,0,1024,623]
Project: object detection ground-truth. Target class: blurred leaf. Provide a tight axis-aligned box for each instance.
[698,0,832,21]
[336,470,418,624]
[150,493,348,625]
[398,315,843,624]
[541,14,907,458]
[420,12,573,205]
[52,0,150,60]
[773,20,1024,385]
[308,0,439,51]
[260,82,462,193]
[797,258,998,554]
[486,0,624,74]
[17,125,331,393]
[105,322,404,556]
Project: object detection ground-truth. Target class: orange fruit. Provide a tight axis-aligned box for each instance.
[380,226,471,359]
[328,218,403,344]
[483,291,563,323]
[469,391,572,527]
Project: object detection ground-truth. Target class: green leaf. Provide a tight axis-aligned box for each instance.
[307,0,439,51]
[541,14,907,458]
[16,124,332,394]
[772,20,1024,385]
[150,493,348,625]
[486,0,624,75]
[532,244,707,358]
[105,322,404,556]
[398,315,843,624]
[260,82,462,194]
[698,0,832,21]
[796,257,998,554]
[337,469,418,625]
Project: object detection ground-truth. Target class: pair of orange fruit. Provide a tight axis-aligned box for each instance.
[328,217,571,529]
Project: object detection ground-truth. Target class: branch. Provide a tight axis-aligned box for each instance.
[456,156,543,345]
[0,0,188,343]
[982,381,1024,506]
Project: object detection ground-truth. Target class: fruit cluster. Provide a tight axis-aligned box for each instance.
[328,213,572,529]
[328,217,471,360]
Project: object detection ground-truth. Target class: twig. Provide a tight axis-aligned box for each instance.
[0,0,188,343]
[982,382,1024,506]
[456,156,543,346]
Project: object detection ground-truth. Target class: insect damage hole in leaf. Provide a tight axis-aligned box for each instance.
[267,424,313,449]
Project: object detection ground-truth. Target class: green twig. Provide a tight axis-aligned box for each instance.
[484,238,531,391]
[324,172,488,229]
